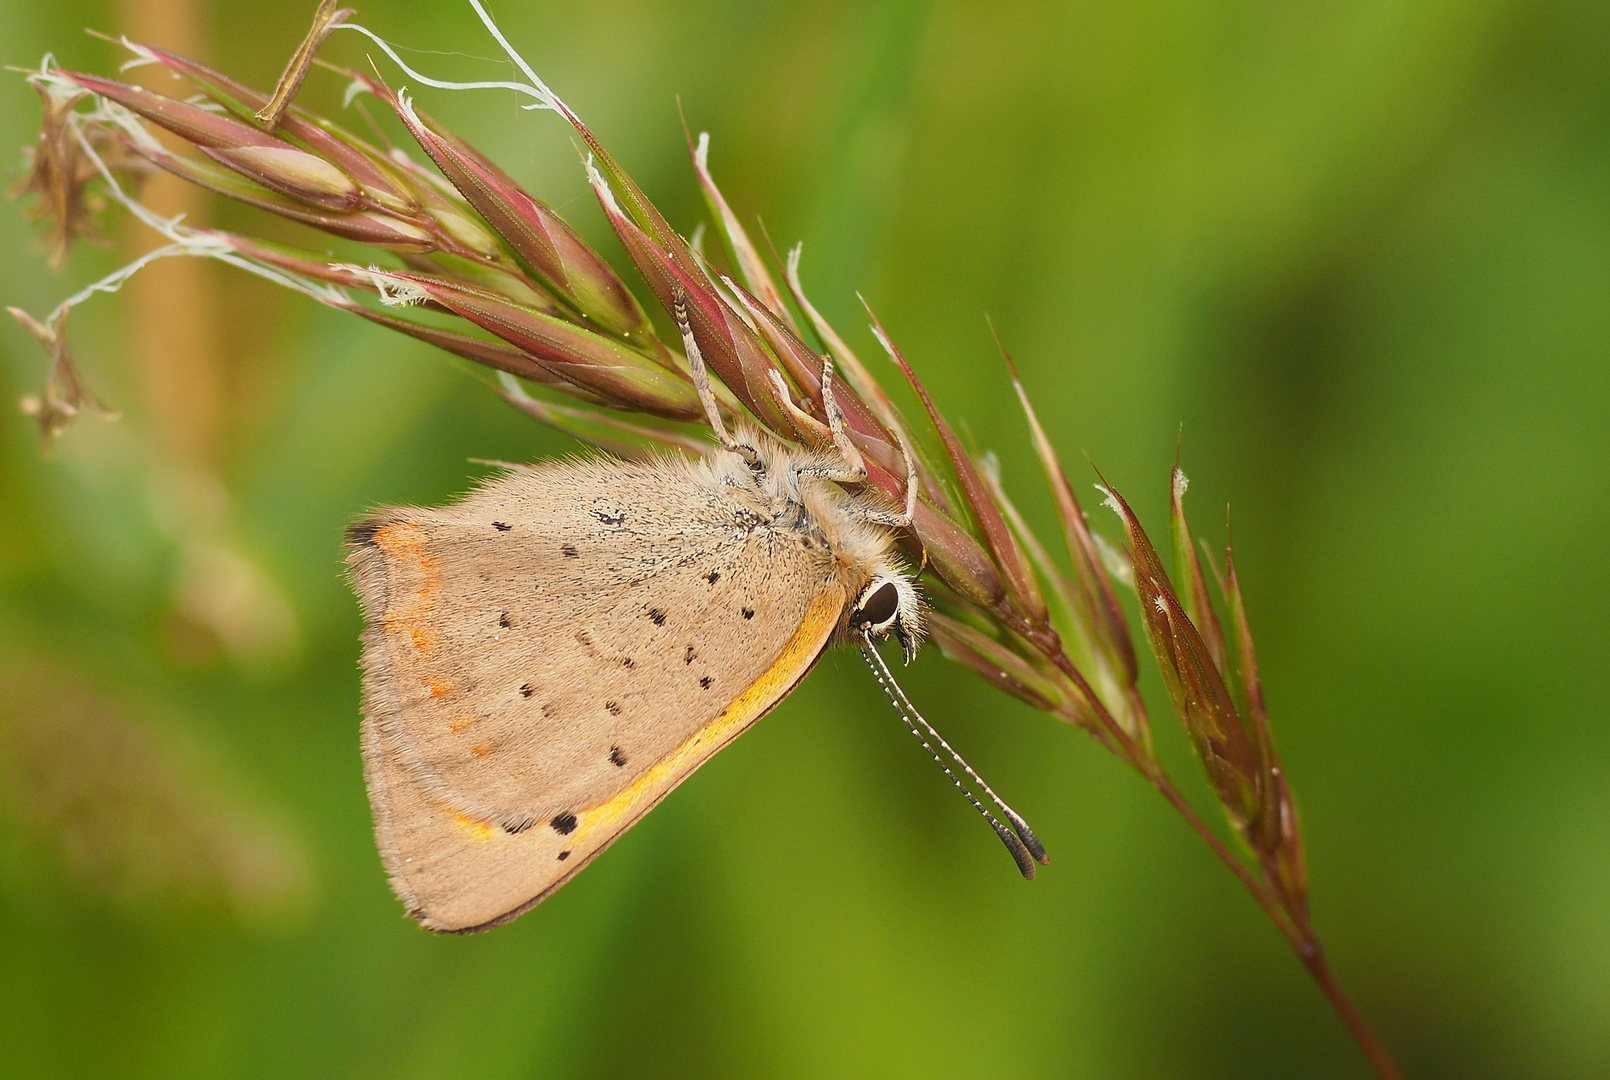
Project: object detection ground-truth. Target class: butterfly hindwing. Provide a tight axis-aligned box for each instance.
[348,457,847,932]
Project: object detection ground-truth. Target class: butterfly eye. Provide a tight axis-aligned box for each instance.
[851,579,902,632]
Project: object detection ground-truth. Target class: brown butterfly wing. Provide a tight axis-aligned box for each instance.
[347,457,846,932]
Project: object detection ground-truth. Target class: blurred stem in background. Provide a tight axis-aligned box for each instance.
[8,3,1406,1076]
[122,0,222,472]
[120,0,302,667]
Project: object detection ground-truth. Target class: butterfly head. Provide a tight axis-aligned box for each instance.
[848,570,923,665]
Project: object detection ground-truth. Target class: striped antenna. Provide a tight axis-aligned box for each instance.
[859,632,1048,877]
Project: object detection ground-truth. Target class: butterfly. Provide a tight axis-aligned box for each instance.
[346,299,1044,932]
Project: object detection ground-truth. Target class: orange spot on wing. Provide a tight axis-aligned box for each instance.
[471,744,492,758]
[448,717,474,734]
[373,523,423,556]
[426,679,453,698]
[452,815,495,843]
[374,521,442,655]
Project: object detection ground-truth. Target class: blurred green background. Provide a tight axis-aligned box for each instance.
[3,0,1607,1077]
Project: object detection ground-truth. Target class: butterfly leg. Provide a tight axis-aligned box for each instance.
[789,353,867,484]
[821,351,920,528]
[791,352,919,529]
[883,421,920,528]
[673,288,760,464]
[818,353,871,483]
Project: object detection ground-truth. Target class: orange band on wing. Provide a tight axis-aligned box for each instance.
[567,585,843,845]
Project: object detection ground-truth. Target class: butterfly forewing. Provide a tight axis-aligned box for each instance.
[348,457,846,932]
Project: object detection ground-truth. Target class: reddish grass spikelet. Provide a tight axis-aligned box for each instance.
[928,611,1069,715]
[1170,461,1229,674]
[870,310,1048,629]
[1002,345,1149,746]
[1100,479,1262,830]
[688,129,799,336]
[362,270,705,419]
[364,72,653,342]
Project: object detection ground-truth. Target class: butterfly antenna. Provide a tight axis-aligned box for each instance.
[864,638,1049,866]
[859,634,1047,878]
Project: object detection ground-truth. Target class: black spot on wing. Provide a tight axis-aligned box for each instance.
[561,543,579,558]
[592,509,625,526]
[700,676,713,689]
[492,521,512,532]
[647,608,667,626]
[706,571,720,584]
[345,518,381,547]
[684,645,696,664]
[620,657,634,668]
[520,684,534,698]
[605,700,622,716]
[502,816,535,835]
[550,812,578,835]
[742,607,755,620]
[557,850,570,861]
[499,612,512,629]
[609,746,627,767]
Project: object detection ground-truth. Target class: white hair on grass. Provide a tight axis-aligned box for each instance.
[584,154,626,218]
[394,86,424,127]
[27,60,88,110]
[331,0,568,118]
[785,244,859,379]
[784,244,849,372]
[332,24,553,108]
[340,77,369,109]
[351,268,431,307]
[113,36,160,72]
[1173,469,1190,501]
[465,0,567,118]
[495,370,529,401]
[716,275,760,333]
[1093,483,1148,591]
[54,242,203,314]
[868,320,897,363]
[77,97,168,158]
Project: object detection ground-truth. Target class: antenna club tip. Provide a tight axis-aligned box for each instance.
[999,828,1037,879]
